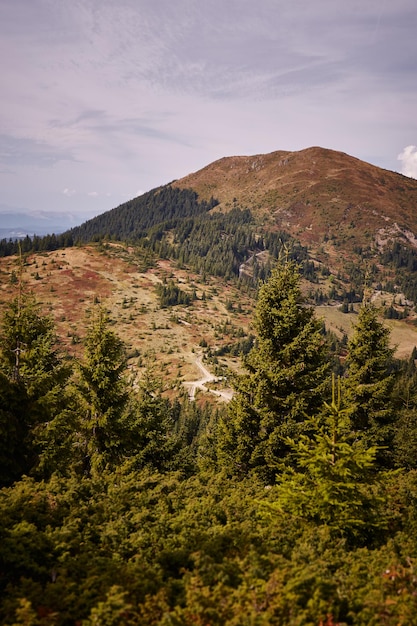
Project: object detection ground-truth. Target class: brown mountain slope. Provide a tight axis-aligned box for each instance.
[2,147,417,400]
[0,245,252,401]
[173,146,417,253]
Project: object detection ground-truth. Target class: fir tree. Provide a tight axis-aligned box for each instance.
[344,302,395,459]
[0,293,60,389]
[83,585,135,625]
[129,368,180,471]
[389,357,417,469]
[218,259,329,480]
[266,377,392,543]
[0,291,69,483]
[0,372,29,486]
[76,307,130,475]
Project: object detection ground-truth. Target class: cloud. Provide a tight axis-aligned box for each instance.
[1,0,417,218]
[398,145,417,178]
[0,134,75,169]
[88,191,99,197]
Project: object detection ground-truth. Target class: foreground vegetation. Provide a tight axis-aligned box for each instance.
[2,259,417,624]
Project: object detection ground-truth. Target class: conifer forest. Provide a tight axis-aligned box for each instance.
[2,258,417,625]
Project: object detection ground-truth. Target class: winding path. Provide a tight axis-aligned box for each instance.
[182,356,234,402]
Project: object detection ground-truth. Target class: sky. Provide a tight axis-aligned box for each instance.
[1,0,417,225]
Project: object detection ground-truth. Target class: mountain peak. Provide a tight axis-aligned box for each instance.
[173,146,417,251]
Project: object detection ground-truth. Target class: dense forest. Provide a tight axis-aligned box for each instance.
[2,259,417,624]
[0,187,315,286]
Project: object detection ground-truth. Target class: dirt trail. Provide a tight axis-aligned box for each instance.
[183,356,233,402]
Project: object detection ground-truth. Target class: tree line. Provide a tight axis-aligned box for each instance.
[0,187,317,287]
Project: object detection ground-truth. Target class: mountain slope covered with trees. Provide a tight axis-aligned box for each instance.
[2,147,417,306]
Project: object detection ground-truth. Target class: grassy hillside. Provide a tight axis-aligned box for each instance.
[0,244,256,401]
[2,243,417,403]
[3,147,417,312]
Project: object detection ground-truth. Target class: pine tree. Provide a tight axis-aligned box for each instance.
[266,377,391,542]
[0,291,69,483]
[344,303,395,458]
[76,307,130,475]
[218,259,329,480]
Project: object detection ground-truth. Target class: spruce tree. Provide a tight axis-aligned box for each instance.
[218,259,329,480]
[0,293,61,390]
[0,292,69,483]
[266,377,391,543]
[344,303,395,458]
[76,307,130,475]
[391,360,417,468]
[129,368,180,471]
[0,372,29,486]
[72,309,182,476]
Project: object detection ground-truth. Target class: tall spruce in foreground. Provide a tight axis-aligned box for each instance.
[0,291,69,484]
[218,259,329,481]
[76,307,130,475]
[344,302,395,462]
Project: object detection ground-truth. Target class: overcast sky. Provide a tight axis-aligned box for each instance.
[1,0,417,221]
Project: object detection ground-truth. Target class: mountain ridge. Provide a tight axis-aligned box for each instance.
[173,146,417,252]
[0,209,100,238]
[3,145,417,308]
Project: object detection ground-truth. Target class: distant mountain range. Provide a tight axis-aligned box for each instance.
[0,208,99,238]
